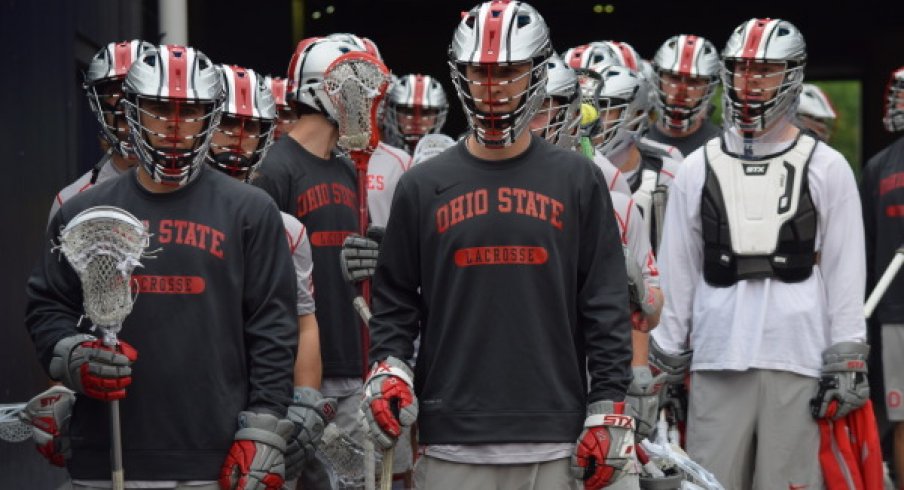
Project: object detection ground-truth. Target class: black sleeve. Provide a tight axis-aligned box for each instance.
[251,162,289,212]
[368,178,421,364]
[579,164,633,403]
[25,209,84,373]
[243,200,298,416]
[860,156,878,290]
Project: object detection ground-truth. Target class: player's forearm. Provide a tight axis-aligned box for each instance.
[294,314,322,389]
[632,331,650,367]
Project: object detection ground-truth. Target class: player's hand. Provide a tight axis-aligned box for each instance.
[624,366,667,441]
[19,385,76,467]
[570,400,636,489]
[219,411,295,490]
[361,356,418,450]
[340,225,384,283]
[48,334,137,401]
[284,387,337,480]
[811,342,870,420]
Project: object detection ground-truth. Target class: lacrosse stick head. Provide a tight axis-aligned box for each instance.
[0,404,29,443]
[58,206,150,345]
[322,51,391,159]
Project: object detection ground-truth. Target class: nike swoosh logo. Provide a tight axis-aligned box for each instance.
[435,182,461,196]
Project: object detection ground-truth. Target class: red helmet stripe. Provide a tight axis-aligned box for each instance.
[413,74,426,107]
[479,1,513,63]
[166,45,189,97]
[742,19,771,59]
[678,35,698,75]
[113,41,133,77]
[612,42,637,71]
[271,78,287,106]
[231,66,253,117]
[567,45,588,69]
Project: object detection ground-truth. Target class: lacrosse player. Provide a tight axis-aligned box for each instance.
[361,2,633,488]
[26,45,298,489]
[796,83,837,142]
[862,66,904,488]
[48,40,154,224]
[652,19,868,488]
[646,35,723,157]
[208,64,336,488]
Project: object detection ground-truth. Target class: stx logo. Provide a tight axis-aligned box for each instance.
[40,395,62,407]
[743,163,768,175]
[602,414,635,429]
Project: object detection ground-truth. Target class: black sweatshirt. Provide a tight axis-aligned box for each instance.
[861,135,904,323]
[252,137,362,377]
[25,167,297,480]
[369,136,632,445]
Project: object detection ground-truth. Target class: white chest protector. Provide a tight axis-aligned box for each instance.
[701,134,819,286]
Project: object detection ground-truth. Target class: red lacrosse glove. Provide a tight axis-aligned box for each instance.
[219,411,295,490]
[19,385,76,467]
[48,334,138,401]
[361,356,418,449]
[571,400,636,489]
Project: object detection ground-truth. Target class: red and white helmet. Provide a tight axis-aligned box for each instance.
[327,33,382,61]
[563,42,618,71]
[384,74,449,152]
[207,65,276,179]
[533,53,581,149]
[883,67,904,132]
[286,37,362,122]
[721,18,807,133]
[84,40,155,157]
[599,41,642,72]
[449,0,552,147]
[123,44,224,186]
[264,76,297,140]
[651,34,720,131]
[589,64,652,157]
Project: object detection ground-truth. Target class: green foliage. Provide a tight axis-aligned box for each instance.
[706,81,862,177]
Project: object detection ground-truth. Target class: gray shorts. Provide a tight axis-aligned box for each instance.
[413,456,639,490]
[686,369,822,490]
[882,324,904,421]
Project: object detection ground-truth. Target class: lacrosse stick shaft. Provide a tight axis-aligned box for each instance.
[381,447,394,490]
[364,438,376,490]
[353,152,373,379]
[865,246,904,318]
[110,400,125,490]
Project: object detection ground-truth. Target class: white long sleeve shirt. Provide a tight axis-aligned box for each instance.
[652,132,866,378]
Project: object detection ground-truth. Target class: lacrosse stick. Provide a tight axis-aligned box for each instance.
[56,206,150,490]
[324,51,391,377]
[865,245,904,318]
[0,404,30,443]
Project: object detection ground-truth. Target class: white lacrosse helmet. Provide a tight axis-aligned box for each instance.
[448,0,552,147]
[264,75,297,140]
[412,133,457,165]
[327,33,382,61]
[563,42,618,71]
[207,65,276,180]
[796,83,836,141]
[384,74,449,152]
[721,18,807,133]
[651,34,720,131]
[84,40,155,157]
[589,64,652,157]
[599,41,642,72]
[532,53,581,148]
[286,37,363,122]
[123,44,224,186]
[883,66,904,132]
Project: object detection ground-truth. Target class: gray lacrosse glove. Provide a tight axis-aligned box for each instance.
[49,333,137,401]
[19,385,76,467]
[571,400,636,489]
[219,411,295,490]
[340,225,384,283]
[284,387,337,480]
[625,366,667,441]
[648,337,691,386]
[811,342,870,420]
[362,356,418,450]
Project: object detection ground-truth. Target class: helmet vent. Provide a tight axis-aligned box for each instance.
[516,14,530,27]
[778,27,790,36]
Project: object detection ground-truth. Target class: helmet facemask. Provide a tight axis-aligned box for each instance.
[653,70,718,131]
[86,78,135,158]
[124,95,222,186]
[593,96,647,156]
[883,69,904,133]
[208,113,275,181]
[450,59,548,148]
[721,58,805,134]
